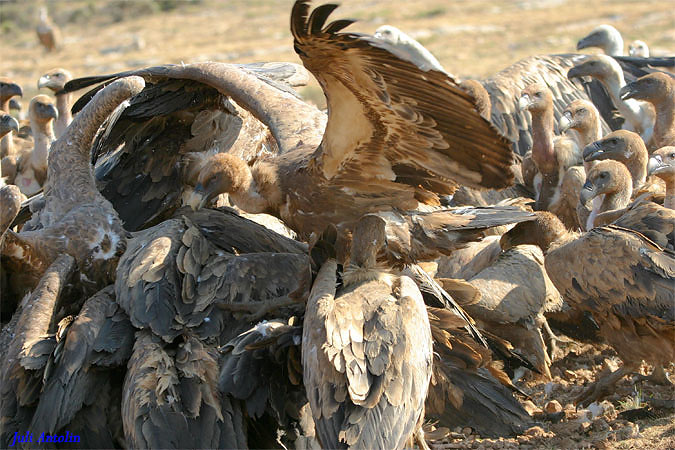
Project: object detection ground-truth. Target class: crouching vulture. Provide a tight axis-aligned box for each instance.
[303,215,433,449]
[501,211,675,406]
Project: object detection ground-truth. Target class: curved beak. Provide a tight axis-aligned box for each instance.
[619,82,639,101]
[579,179,596,205]
[647,155,666,176]
[44,103,59,120]
[0,115,20,136]
[518,94,531,111]
[2,82,23,99]
[193,182,219,210]
[583,141,604,162]
[559,112,573,133]
[576,33,597,51]
[38,75,53,90]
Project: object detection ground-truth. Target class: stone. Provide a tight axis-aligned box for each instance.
[544,400,563,414]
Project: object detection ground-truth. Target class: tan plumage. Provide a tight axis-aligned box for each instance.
[435,236,502,280]
[580,160,633,228]
[648,146,675,209]
[0,185,22,237]
[568,55,655,143]
[576,24,624,56]
[462,244,562,379]
[519,83,583,229]
[620,72,675,149]
[0,254,75,447]
[1,77,144,298]
[501,212,675,405]
[583,129,648,190]
[303,216,433,449]
[559,99,603,150]
[38,68,73,138]
[2,95,57,196]
[36,8,60,52]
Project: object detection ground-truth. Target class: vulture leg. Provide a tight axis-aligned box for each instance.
[575,364,636,407]
[634,365,673,386]
[541,318,574,361]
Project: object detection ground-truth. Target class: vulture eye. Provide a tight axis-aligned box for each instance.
[669,153,675,159]
[599,172,608,179]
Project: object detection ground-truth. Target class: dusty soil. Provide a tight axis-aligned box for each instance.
[430,341,675,449]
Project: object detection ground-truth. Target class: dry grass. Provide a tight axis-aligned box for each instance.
[2,0,673,105]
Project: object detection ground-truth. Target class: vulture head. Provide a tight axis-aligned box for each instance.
[559,99,600,136]
[628,40,649,58]
[567,54,620,83]
[583,130,647,188]
[499,211,564,254]
[191,153,251,209]
[518,83,552,113]
[0,78,23,108]
[459,79,491,120]
[579,160,632,205]
[38,68,73,92]
[373,25,404,45]
[348,214,387,271]
[9,98,21,114]
[0,111,19,139]
[619,72,674,103]
[576,24,624,56]
[29,95,58,127]
[648,146,675,183]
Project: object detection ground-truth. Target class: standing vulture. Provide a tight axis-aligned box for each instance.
[36,8,60,52]
[501,212,675,406]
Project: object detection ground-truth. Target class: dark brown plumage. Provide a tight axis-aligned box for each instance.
[303,215,433,449]
[0,254,75,448]
[501,211,675,405]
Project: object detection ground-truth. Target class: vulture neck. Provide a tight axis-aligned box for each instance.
[30,118,55,172]
[575,118,602,148]
[54,92,72,138]
[598,72,644,129]
[661,177,675,210]
[626,153,647,191]
[591,188,632,227]
[530,106,556,175]
[651,91,674,149]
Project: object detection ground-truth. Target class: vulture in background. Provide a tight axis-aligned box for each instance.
[303,215,433,449]
[1,95,57,196]
[518,83,583,229]
[373,25,446,73]
[1,77,144,303]
[0,112,19,183]
[36,7,60,52]
[38,68,74,138]
[567,55,655,143]
[629,40,650,58]
[0,78,23,159]
[620,72,675,149]
[579,160,633,229]
[501,211,675,406]
[649,146,675,209]
[577,24,624,56]
[57,62,311,231]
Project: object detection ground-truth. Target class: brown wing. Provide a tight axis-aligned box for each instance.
[29,286,133,447]
[122,330,245,449]
[292,1,515,194]
[613,201,674,251]
[545,226,675,364]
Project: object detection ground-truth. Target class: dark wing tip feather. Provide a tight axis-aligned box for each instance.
[308,3,339,34]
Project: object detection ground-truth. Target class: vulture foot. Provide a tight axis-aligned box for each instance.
[634,365,673,386]
[541,319,575,361]
[216,296,304,322]
[575,364,634,407]
[414,427,431,450]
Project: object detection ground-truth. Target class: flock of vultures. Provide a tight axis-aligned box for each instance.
[0,1,674,449]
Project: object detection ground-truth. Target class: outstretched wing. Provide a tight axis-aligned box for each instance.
[292,1,515,196]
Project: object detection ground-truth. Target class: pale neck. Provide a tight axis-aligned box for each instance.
[600,188,631,214]
[575,120,602,147]
[663,178,675,210]
[627,155,647,190]
[55,93,72,137]
[652,93,675,147]
[30,121,55,170]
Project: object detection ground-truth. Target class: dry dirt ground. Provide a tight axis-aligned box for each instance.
[2,1,674,449]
